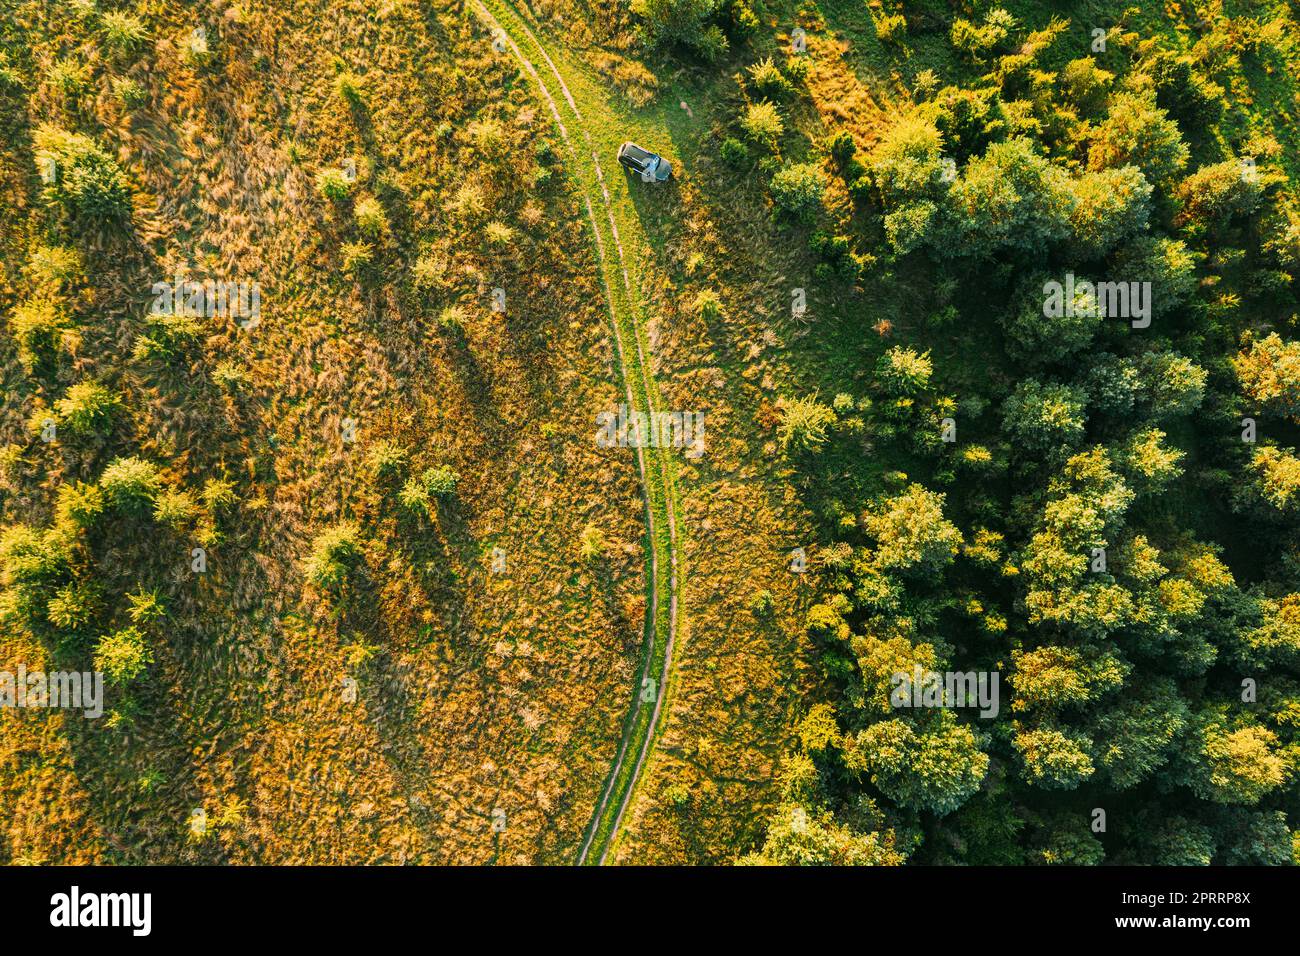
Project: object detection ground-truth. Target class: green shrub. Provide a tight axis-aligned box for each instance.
[126,588,167,626]
[334,70,367,109]
[746,58,792,98]
[742,101,784,150]
[46,581,100,632]
[8,297,72,372]
[33,125,132,226]
[748,589,775,616]
[778,394,837,451]
[720,137,749,166]
[45,58,90,98]
[580,524,605,561]
[153,488,199,529]
[693,289,724,320]
[421,465,459,496]
[354,195,388,239]
[101,11,150,59]
[99,457,163,513]
[201,477,237,515]
[769,162,826,221]
[113,77,147,109]
[54,381,120,438]
[874,12,907,43]
[398,477,432,516]
[304,523,363,590]
[316,167,355,202]
[94,626,153,684]
[55,481,105,532]
[340,241,374,277]
[366,440,408,481]
[23,245,83,293]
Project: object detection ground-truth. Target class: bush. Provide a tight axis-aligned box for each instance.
[33,125,132,227]
[826,130,856,165]
[101,12,150,60]
[154,489,199,529]
[54,381,120,438]
[99,457,163,513]
[304,523,363,590]
[693,289,724,320]
[769,162,826,221]
[340,241,374,277]
[55,482,105,532]
[354,196,388,239]
[719,137,749,166]
[874,13,907,44]
[742,100,784,150]
[778,394,837,451]
[366,440,408,481]
[94,626,153,684]
[334,70,366,109]
[580,524,605,562]
[421,465,459,496]
[8,297,72,372]
[746,58,792,98]
[316,167,355,202]
[113,77,147,109]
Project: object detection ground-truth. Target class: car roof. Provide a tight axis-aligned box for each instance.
[622,143,655,163]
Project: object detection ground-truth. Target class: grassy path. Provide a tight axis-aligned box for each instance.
[469,0,685,864]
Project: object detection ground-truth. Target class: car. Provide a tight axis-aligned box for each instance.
[617,141,672,182]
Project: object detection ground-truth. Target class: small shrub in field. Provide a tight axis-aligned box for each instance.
[435,305,466,335]
[304,523,363,590]
[484,221,515,247]
[54,381,120,438]
[9,297,72,371]
[354,195,388,239]
[340,241,374,277]
[33,125,133,226]
[742,100,784,149]
[153,488,199,529]
[45,58,90,98]
[133,311,204,363]
[778,394,837,451]
[55,481,105,532]
[399,477,432,516]
[827,130,856,165]
[876,346,934,396]
[94,626,153,684]
[46,581,100,632]
[720,137,749,167]
[748,589,775,616]
[693,289,724,321]
[746,58,792,98]
[421,465,459,496]
[101,12,150,59]
[366,440,408,481]
[98,457,163,513]
[202,477,237,515]
[113,77,147,109]
[411,255,445,293]
[23,245,82,293]
[126,588,167,625]
[695,25,729,62]
[580,524,605,561]
[874,13,907,43]
[770,162,826,221]
[316,167,355,202]
[334,70,366,109]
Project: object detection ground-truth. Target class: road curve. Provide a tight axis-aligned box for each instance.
[469,0,682,865]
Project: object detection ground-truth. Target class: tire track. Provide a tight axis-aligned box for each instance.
[470,0,682,865]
